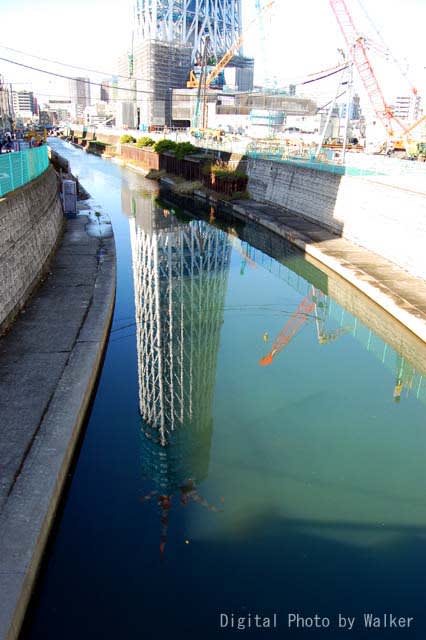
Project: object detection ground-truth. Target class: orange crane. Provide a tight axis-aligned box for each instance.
[189,0,275,130]
[259,287,350,366]
[259,290,317,366]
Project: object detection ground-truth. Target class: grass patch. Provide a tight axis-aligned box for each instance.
[145,169,167,180]
[172,180,203,194]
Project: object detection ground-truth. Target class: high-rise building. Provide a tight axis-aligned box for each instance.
[338,93,361,120]
[69,77,91,121]
[0,76,13,131]
[12,90,35,116]
[100,79,111,103]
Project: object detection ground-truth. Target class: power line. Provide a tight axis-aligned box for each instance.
[0,43,151,83]
[0,56,153,96]
[301,64,349,86]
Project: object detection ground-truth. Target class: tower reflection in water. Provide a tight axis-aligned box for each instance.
[123,181,231,553]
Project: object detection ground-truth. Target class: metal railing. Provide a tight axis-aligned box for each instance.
[0,146,49,197]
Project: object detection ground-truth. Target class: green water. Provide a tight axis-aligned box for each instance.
[21,140,426,639]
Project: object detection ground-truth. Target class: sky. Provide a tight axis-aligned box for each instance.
[0,0,425,113]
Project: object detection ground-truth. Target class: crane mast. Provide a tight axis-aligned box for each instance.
[329,0,408,136]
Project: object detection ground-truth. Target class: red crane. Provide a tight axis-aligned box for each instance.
[329,0,408,136]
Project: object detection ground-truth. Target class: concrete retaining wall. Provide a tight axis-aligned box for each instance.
[0,165,63,332]
[247,158,426,279]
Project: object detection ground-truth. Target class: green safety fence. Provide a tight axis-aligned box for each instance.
[0,146,49,197]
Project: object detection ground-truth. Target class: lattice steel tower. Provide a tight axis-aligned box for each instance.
[128,191,231,461]
[133,0,243,61]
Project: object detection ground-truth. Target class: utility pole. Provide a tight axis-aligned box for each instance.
[342,62,353,164]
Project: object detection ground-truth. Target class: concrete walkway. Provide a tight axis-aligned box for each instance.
[229,198,426,345]
[0,210,115,640]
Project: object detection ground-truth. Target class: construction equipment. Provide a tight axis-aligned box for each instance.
[330,0,426,157]
[259,290,317,366]
[188,0,275,129]
[329,0,411,142]
[388,114,426,154]
[312,288,351,344]
[259,287,350,366]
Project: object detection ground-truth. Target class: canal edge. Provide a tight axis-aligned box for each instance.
[195,192,426,347]
[0,218,116,640]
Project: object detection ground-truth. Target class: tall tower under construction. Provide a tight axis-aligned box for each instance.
[133,0,242,62]
[122,0,252,128]
[124,184,231,493]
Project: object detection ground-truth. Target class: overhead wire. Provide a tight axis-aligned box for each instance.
[0,42,350,95]
[0,43,151,83]
[0,56,153,96]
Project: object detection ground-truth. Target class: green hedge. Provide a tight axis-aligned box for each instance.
[153,139,199,159]
[153,139,177,154]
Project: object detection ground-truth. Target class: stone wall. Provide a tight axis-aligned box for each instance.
[0,165,63,332]
[247,158,426,279]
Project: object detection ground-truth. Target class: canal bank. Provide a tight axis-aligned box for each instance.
[0,198,116,640]
[160,179,426,345]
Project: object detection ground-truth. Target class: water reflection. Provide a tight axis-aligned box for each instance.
[123,181,231,552]
[232,224,426,405]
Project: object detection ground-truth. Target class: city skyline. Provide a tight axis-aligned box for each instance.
[0,0,425,117]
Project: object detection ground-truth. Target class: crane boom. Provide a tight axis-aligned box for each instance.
[259,292,316,366]
[189,0,275,91]
[329,0,408,135]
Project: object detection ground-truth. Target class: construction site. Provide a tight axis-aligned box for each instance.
[109,0,426,164]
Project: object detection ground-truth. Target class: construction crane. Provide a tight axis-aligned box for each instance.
[329,0,409,139]
[189,0,275,131]
[259,290,317,366]
[312,288,351,344]
[259,287,350,366]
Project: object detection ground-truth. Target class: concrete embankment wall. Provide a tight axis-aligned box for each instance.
[0,165,63,332]
[247,158,426,279]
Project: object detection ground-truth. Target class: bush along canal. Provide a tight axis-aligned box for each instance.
[21,139,426,639]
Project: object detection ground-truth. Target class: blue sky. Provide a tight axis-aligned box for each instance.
[0,0,425,111]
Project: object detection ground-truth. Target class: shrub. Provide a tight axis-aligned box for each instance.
[136,136,155,148]
[153,139,177,154]
[174,142,198,160]
[90,140,110,147]
[120,134,136,144]
[210,163,248,180]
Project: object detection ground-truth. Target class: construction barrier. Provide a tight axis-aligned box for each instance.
[0,146,49,197]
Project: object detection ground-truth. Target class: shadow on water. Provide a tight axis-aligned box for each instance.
[21,508,426,638]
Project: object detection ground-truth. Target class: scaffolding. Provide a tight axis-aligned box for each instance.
[134,39,192,127]
[133,0,242,62]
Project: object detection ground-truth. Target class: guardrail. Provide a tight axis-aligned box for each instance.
[0,146,49,197]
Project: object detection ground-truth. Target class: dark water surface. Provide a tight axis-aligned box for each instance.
[21,139,426,639]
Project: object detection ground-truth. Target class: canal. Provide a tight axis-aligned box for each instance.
[22,139,426,639]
